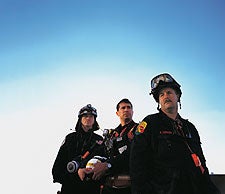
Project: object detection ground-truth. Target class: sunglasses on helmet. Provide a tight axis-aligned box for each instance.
[151,73,176,90]
[79,104,97,116]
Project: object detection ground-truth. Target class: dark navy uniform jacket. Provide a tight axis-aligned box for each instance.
[107,120,138,175]
[130,110,220,194]
[52,130,103,194]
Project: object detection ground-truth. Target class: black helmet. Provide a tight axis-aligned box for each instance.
[150,73,182,102]
[75,104,99,132]
[78,104,97,118]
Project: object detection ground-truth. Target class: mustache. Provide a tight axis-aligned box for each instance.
[164,99,172,104]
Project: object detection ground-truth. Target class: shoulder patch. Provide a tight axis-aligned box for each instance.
[135,121,147,135]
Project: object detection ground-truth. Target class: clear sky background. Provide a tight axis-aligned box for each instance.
[0,0,224,193]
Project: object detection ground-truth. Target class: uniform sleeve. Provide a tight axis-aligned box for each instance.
[130,119,153,194]
[52,136,80,184]
[188,122,209,173]
[189,123,221,194]
[52,140,70,184]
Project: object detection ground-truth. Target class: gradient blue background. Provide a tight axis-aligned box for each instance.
[0,0,224,193]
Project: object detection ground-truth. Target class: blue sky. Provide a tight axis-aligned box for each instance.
[0,0,225,193]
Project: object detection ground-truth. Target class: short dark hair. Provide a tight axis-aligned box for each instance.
[116,98,133,111]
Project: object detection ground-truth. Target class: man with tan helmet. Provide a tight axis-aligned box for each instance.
[130,73,220,194]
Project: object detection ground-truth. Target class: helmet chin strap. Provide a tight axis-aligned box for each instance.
[179,101,182,109]
[157,103,160,111]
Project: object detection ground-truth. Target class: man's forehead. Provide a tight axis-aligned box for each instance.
[119,102,132,108]
[159,87,175,93]
[82,113,95,117]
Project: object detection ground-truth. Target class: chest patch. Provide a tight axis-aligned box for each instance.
[160,130,173,135]
[118,145,127,154]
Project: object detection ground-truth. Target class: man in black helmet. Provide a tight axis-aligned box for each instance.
[130,73,220,194]
[52,104,103,194]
